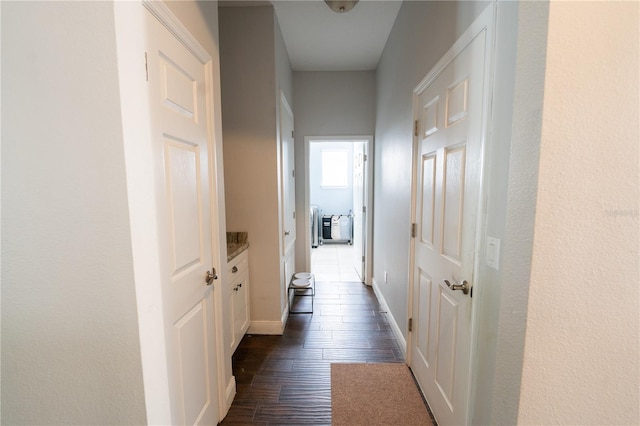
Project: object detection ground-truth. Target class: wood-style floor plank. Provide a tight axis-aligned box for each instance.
[220,281,405,425]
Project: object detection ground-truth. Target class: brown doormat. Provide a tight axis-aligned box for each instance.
[331,363,433,426]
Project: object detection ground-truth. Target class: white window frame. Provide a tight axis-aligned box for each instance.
[320,149,348,188]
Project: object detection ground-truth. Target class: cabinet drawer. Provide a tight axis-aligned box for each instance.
[227,249,248,277]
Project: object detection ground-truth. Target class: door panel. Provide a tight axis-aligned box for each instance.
[410,23,488,426]
[442,145,466,262]
[446,78,469,126]
[416,271,432,366]
[165,139,203,276]
[175,300,212,425]
[434,289,458,407]
[146,7,219,424]
[420,154,436,245]
[160,54,198,120]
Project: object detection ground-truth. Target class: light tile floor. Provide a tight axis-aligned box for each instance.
[310,243,362,282]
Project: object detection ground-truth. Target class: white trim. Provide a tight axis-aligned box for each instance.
[248,319,286,335]
[205,57,230,425]
[304,135,374,285]
[142,0,211,64]
[278,91,295,257]
[223,376,236,415]
[280,89,294,121]
[249,305,288,335]
[372,278,407,359]
[280,304,290,332]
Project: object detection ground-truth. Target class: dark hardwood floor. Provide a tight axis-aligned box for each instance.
[220,280,405,425]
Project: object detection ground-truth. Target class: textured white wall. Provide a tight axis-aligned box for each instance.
[1,2,146,424]
[518,2,640,424]
[292,70,375,272]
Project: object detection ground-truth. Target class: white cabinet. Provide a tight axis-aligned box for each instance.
[226,249,250,353]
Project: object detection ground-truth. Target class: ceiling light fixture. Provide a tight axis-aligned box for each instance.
[325,0,359,13]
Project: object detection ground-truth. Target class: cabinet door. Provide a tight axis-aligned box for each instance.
[227,281,236,352]
[227,251,250,353]
[233,270,250,345]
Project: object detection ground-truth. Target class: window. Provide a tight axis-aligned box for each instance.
[321,149,348,188]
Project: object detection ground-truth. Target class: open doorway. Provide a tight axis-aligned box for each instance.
[304,136,373,284]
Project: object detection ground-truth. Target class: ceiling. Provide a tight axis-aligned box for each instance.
[221,1,403,71]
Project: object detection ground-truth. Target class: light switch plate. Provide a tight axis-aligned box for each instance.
[486,236,500,270]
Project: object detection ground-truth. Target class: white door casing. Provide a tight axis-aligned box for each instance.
[279,92,296,311]
[145,5,220,425]
[280,92,296,256]
[409,8,493,426]
[303,135,373,284]
[352,141,366,282]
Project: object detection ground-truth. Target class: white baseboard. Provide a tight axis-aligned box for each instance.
[281,307,289,330]
[371,278,407,359]
[248,317,286,335]
[222,376,235,419]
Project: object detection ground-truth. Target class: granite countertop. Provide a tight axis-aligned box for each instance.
[227,232,249,262]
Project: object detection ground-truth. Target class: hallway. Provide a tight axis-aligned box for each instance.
[221,281,404,424]
[311,244,361,282]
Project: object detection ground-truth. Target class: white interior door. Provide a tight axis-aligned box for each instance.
[352,142,366,282]
[280,93,296,255]
[145,8,220,425]
[410,22,489,426]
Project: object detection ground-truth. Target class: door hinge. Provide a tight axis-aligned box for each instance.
[414,120,418,137]
[144,52,149,82]
[411,223,417,238]
[364,154,368,161]
[293,211,296,219]
[362,206,366,214]
[292,169,295,178]
[408,318,413,332]
[362,255,365,262]
[291,130,294,138]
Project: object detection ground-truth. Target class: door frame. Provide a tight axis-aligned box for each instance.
[279,91,296,257]
[406,4,496,424]
[113,1,229,423]
[303,135,374,285]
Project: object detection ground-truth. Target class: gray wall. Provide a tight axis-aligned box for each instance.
[1,2,146,424]
[219,5,294,324]
[373,0,488,345]
[275,13,294,111]
[373,1,538,425]
[293,71,375,271]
